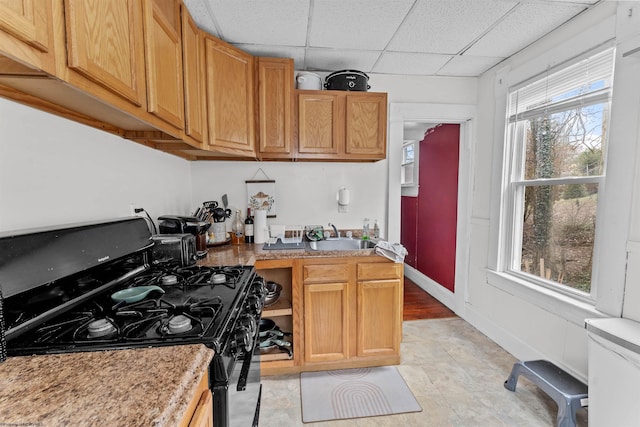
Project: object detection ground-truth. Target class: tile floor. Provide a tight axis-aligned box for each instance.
[259,318,588,426]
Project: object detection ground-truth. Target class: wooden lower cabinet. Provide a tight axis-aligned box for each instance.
[357,278,402,357]
[259,256,402,375]
[298,257,402,372]
[303,281,350,363]
[179,372,213,427]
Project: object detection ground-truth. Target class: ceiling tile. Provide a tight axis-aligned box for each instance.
[373,52,452,75]
[233,44,306,69]
[309,0,414,50]
[183,0,219,36]
[208,0,310,45]
[437,55,504,76]
[465,3,586,57]
[387,0,517,54]
[305,48,381,73]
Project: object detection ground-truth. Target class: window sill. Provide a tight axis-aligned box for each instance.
[486,269,608,327]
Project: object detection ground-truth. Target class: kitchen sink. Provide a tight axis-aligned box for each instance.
[307,238,376,251]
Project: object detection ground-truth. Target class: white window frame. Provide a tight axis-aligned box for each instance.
[497,45,615,305]
[401,139,418,188]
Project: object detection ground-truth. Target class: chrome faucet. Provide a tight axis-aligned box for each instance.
[328,223,340,238]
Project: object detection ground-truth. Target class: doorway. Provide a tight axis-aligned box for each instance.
[388,103,476,315]
[402,124,460,292]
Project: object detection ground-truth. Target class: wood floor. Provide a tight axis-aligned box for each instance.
[403,277,456,320]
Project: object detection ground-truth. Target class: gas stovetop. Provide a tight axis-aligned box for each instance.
[0,217,266,358]
[5,262,256,355]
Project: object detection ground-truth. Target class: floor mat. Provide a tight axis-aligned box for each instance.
[300,366,422,423]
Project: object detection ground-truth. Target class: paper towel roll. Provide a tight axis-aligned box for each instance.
[337,187,350,205]
[254,209,267,244]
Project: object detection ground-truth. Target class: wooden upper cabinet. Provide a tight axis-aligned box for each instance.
[256,57,293,159]
[181,5,206,145]
[142,0,184,129]
[64,0,146,107]
[0,0,51,53]
[297,91,343,156]
[204,36,255,155]
[345,92,387,158]
[296,90,387,161]
[0,0,55,74]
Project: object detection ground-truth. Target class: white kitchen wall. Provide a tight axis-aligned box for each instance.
[0,98,192,232]
[467,1,640,381]
[190,161,388,236]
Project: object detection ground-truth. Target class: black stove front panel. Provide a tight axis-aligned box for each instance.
[5,263,256,356]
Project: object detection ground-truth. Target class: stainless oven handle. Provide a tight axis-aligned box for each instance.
[237,332,259,391]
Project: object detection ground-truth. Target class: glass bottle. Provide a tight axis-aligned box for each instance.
[232,209,244,239]
[244,208,254,243]
[373,219,380,239]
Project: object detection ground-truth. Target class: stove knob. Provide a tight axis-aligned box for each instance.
[232,328,252,354]
[246,295,262,314]
[239,314,256,338]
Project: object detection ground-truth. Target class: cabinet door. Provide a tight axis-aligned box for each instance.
[65,0,146,106]
[181,5,206,145]
[345,92,387,159]
[142,0,184,128]
[304,282,350,363]
[205,36,255,154]
[0,0,51,52]
[297,92,343,156]
[188,390,213,427]
[257,57,293,159]
[357,279,401,357]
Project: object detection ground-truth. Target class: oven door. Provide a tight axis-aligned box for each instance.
[227,332,261,427]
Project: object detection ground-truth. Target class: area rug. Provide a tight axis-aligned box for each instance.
[300,366,422,423]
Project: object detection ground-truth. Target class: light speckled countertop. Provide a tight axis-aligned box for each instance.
[0,344,213,427]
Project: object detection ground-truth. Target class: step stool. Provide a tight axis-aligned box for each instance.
[504,360,588,427]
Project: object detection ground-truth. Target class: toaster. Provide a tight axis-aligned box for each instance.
[151,233,196,266]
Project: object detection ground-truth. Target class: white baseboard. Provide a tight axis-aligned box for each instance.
[404,264,457,312]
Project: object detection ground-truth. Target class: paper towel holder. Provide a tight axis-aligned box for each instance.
[337,187,350,213]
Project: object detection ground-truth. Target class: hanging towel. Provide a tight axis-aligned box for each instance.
[374,241,408,263]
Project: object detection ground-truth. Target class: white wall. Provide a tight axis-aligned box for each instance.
[0,98,192,232]
[467,1,640,381]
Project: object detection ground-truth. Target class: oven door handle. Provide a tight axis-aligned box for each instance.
[237,332,259,392]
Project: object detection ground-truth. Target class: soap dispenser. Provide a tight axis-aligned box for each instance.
[362,218,370,240]
[373,219,380,239]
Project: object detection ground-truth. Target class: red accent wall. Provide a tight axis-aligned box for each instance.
[416,124,459,291]
[400,124,459,291]
[400,196,418,268]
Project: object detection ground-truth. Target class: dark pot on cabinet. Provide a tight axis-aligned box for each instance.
[324,69,370,91]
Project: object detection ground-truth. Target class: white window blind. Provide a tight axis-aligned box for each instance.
[508,47,615,121]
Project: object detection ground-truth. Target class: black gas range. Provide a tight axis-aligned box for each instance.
[0,217,264,427]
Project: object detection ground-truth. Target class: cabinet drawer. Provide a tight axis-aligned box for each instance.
[303,263,349,283]
[357,263,402,281]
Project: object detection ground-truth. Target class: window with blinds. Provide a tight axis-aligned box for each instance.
[502,46,615,298]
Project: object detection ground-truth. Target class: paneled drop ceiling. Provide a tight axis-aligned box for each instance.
[183,0,600,77]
